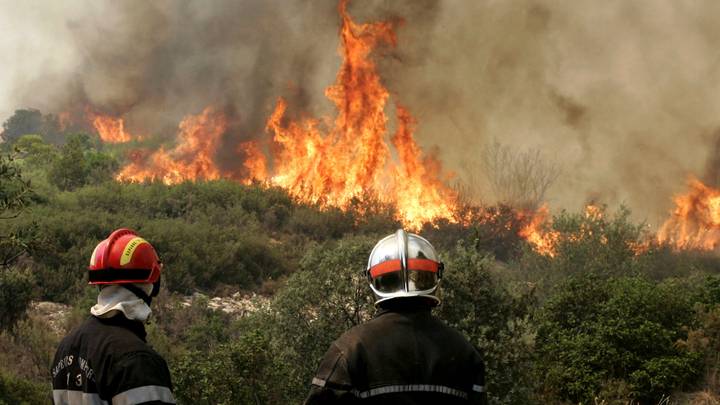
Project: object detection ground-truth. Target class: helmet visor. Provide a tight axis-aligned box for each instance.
[370,259,405,294]
[408,269,438,291]
[369,258,440,294]
[373,270,405,294]
[407,258,439,292]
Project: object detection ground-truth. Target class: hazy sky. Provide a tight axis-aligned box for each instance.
[2,0,720,225]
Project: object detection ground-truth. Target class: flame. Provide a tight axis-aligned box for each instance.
[246,0,457,229]
[116,107,226,184]
[238,141,268,185]
[518,203,640,257]
[657,178,720,250]
[113,0,458,228]
[584,203,603,220]
[519,205,559,257]
[87,110,134,143]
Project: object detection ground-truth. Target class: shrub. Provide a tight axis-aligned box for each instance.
[437,241,536,404]
[536,275,702,403]
[0,369,49,405]
[0,268,35,331]
[268,236,377,400]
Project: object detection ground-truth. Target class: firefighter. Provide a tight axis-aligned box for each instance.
[305,229,488,405]
[51,228,175,405]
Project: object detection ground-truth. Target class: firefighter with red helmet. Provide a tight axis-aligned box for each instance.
[305,229,488,404]
[52,228,176,405]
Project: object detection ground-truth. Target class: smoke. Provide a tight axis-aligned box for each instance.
[384,0,720,224]
[2,0,720,224]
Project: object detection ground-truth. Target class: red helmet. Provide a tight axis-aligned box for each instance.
[88,228,162,285]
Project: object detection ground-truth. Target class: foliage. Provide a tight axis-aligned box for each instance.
[13,135,58,168]
[437,241,537,404]
[0,369,48,405]
[0,108,64,146]
[48,133,118,191]
[548,206,648,276]
[268,236,377,400]
[0,151,33,220]
[536,274,702,403]
[3,115,720,404]
[0,151,36,332]
[173,326,277,405]
[0,268,34,331]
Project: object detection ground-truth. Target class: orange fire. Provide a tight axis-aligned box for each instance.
[657,178,720,251]
[518,204,630,257]
[584,203,603,220]
[112,0,458,229]
[247,0,457,229]
[116,107,226,184]
[237,141,267,185]
[87,110,134,143]
[519,205,560,257]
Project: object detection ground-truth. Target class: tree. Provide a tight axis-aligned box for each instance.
[1,109,43,145]
[475,141,560,210]
[1,109,63,146]
[0,151,35,332]
[0,268,34,331]
[0,152,34,267]
[13,135,57,169]
[48,133,118,191]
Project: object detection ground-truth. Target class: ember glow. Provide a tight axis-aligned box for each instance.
[116,107,226,184]
[657,178,720,251]
[114,0,457,230]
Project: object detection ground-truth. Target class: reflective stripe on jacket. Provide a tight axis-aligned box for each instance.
[52,315,175,405]
[305,298,488,405]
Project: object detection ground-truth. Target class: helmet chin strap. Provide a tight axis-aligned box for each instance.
[121,284,153,307]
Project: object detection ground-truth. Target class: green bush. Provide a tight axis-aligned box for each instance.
[0,268,35,331]
[0,369,49,405]
[536,275,702,403]
[268,236,377,401]
[173,326,277,405]
[437,241,536,404]
[48,134,118,191]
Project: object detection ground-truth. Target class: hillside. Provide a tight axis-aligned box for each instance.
[2,134,720,404]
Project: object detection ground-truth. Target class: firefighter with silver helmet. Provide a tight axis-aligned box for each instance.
[51,228,176,405]
[305,229,488,404]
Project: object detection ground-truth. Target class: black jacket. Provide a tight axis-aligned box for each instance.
[51,315,175,405]
[305,298,488,405]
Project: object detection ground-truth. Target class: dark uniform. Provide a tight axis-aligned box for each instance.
[305,298,488,405]
[51,315,175,405]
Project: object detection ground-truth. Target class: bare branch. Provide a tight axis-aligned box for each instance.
[478,141,561,210]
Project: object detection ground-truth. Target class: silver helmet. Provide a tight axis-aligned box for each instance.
[366,229,444,306]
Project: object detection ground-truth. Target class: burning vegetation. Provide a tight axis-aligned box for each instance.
[658,178,720,251]
[87,110,134,144]
[88,0,458,230]
[49,0,720,254]
[117,107,226,184]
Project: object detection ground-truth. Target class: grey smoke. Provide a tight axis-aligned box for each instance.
[2,0,720,225]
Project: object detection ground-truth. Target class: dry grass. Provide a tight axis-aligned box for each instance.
[674,390,720,405]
